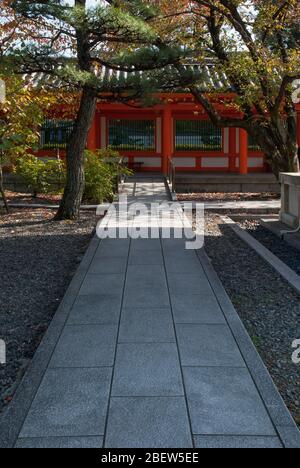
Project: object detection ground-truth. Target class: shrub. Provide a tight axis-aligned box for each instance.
[15,155,65,196]
[83,148,132,203]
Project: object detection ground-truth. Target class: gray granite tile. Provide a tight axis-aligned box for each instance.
[176,324,245,367]
[129,250,163,265]
[67,295,121,325]
[89,257,128,274]
[167,273,211,295]
[171,294,225,324]
[79,274,125,296]
[119,308,175,343]
[184,367,276,436]
[130,239,161,251]
[20,368,112,438]
[112,343,183,396]
[105,397,192,448]
[50,324,117,368]
[124,266,169,308]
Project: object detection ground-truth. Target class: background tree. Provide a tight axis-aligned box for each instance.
[0,73,58,212]
[7,0,181,219]
[155,0,300,176]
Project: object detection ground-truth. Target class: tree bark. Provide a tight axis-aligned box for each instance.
[55,88,96,220]
[0,164,9,214]
[191,84,299,179]
[249,119,299,179]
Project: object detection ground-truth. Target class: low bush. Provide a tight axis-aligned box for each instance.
[83,148,132,203]
[15,148,131,202]
[15,155,65,197]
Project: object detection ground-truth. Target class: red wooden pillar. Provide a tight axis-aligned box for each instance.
[162,105,172,175]
[239,128,248,174]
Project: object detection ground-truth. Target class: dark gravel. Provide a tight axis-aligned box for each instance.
[0,208,96,413]
[205,214,300,427]
[238,219,300,275]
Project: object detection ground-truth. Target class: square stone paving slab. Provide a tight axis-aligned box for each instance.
[105,397,192,448]
[88,256,128,274]
[176,324,245,367]
[129,249,163,265]
[49,324,118,368]
[79,273,125,297]
[112,343,183,397]
[67,295,121,325]
[184,367,276,436]
[124,266,170,308]
[95,241,130,259]
[130,239,161,251]
[167,273,211,295]
[20,368,112,438]
[164,255,204,274]
[171,294,226,324]
[119,308,175,343]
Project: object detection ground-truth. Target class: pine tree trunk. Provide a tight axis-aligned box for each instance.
[250,120,299,179]
[55,88,96,220]
[0,165,9,214]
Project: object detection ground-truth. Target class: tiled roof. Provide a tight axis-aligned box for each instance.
[22,62,233,93]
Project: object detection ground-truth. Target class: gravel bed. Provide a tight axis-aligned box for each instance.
[238,219,300,275]
[0,208,97,413]
[5,191,61,205]
[205,214,300,427]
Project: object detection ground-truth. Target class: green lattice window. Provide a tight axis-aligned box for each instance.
[175,120,222,151]
[108,119,155,151]
[40,120,74,149]
[248,134,261,151]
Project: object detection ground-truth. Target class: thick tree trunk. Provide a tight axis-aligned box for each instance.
[249,119,299,179]
[0,165,9,214]
[55,88,96,220]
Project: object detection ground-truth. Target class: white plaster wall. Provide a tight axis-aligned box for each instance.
[173,158,196,168]
[202,157,229,168]
[135,157,161,167]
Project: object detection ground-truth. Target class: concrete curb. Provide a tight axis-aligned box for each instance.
[261,218,300,253]
[221,216,300,296]
[197,248,300,448]
[178,200,280,214]
[0,234,100,448]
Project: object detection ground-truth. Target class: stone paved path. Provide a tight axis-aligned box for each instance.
[12,176,299,448]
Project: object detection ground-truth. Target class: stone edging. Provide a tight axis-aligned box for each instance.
[197,249,300,448]
[221,215,300,296]
[0,234,100,448]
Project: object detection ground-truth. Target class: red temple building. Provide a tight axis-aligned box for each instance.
[35,66,300,183]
